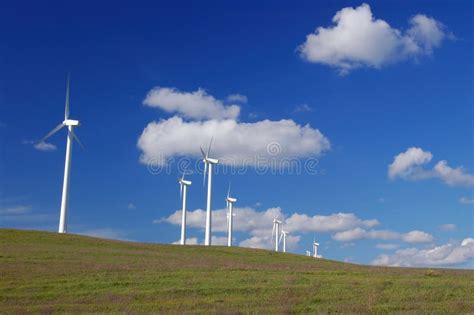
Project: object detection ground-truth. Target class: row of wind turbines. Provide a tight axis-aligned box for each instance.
[39,78,322,258]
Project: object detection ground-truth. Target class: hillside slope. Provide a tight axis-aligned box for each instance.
[0,229,473,313]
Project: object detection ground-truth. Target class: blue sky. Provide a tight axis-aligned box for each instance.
[0,0,472,268]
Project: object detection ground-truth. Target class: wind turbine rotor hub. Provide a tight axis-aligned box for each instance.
[63,119,80,126]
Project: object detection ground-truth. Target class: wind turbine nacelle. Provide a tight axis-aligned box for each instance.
[180,180,192,186]
[64,119,80,126]
[226,197,237,203]
[206,158,218,164]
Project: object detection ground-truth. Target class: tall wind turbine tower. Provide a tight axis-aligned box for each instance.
[272,216,282,252]
[225,183,237,247]
[200,138,218,246]
[178,173,192,245]
[280,230,289,253]
[313,240,320,258]
[39,76,83,234]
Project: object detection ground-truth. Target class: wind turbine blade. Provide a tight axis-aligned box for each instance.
[200,146,206,159]
[179,182,183,198]
[226,212,229,234]
[40,123,65,143]
[65,75,70,120]
[70,129,84,149]
[207,136,213,157]
[203,162,208,186]
[227,182,231,199]
[271,222,275,245]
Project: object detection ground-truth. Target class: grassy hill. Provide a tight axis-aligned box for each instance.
[0,229,473,313]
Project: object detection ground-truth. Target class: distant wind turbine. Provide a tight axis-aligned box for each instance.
[280,230,289,253]
[225,183,237,247]
[39,76,83,234]
[306,250,311,256]
[271,215,282,252]
[313,239,320,258]
[178,172,191,245]
[200,137,218,246]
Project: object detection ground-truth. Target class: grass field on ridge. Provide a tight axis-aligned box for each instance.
[1,229,473,313]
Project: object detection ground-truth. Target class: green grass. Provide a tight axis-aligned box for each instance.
[1,229,473,313]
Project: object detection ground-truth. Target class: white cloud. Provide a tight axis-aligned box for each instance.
[138,116,330,166]
[34,141,57,151]
[171,236,226,246]
[239,234,301,250]
[298,3,448,74]
[388,147,432,179]
[439,224,456,232]
[127,203,137,210]
[293,104,313,113]
[389,147,474,187]
[332,228,433,244]
[172,237,199,245]
[0,205,31,215]
[227,94,248,104]
[285,212,379,233]
[433,160,474,187]
[371,238,474,267]
[401,230,434,243]
[375,243,399,250]
[459,197,474,205]
[160,207,379,250]
[143,87,240,120]
[161,207,378,235]
[0,204,55,224]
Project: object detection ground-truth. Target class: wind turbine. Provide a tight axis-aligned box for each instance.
[271,215,282,252]
[313,239,320,258]
[178,172,192,245]
[200,137,218,246]
[39,76,83,234]
[225,183,237,247]
[280,230,289,253]
[306,250,311,256]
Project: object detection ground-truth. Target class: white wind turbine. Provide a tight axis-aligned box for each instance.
[225,183,237,247]
[39,76,84,234]
[278,214,289,253]
[280,230,289,253]
[306,250,311,256]
[200,137,218,246]
[178,172,192,245]
[271,215,282,252]
[313,239,320,258]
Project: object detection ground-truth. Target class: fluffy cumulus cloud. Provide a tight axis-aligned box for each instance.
[298,3,449,74]
[143,87,240,120]
[388,147,474,187]
[372,238,474,267]
[433,160,474,187]
[138,87,330,166]
[332,227,433,244]
[159,207,380,250]
[138,116,330,166]
[388,147,432,179]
